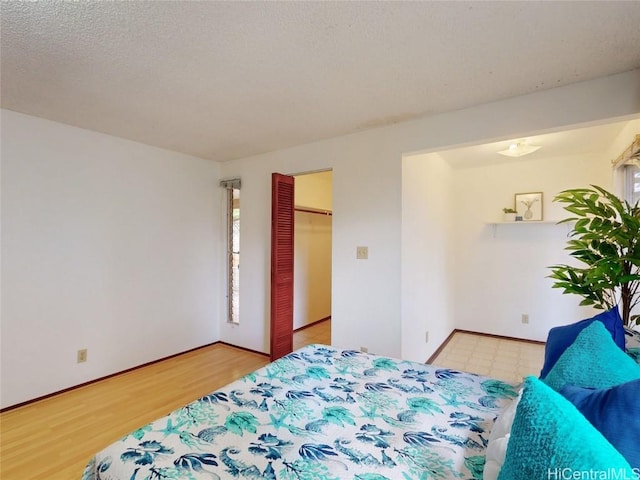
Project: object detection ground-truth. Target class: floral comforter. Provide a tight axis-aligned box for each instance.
[83,344,518,480]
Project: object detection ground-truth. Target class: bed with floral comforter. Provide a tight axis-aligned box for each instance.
[83,344,518,480]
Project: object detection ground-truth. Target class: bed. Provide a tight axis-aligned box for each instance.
[82,344,518,480]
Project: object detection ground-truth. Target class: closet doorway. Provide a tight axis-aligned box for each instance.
[292,170,332,349]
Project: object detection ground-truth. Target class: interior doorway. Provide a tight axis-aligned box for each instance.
[292,170,332,349]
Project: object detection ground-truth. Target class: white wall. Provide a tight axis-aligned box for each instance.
[219,136,403,356]
[2,70,637,407]
[606,118,640,162]
[1,110,221,408]
[452,152,613,341]
[219,69,640,358]
[294,211,332,329]
[609,118,640,194]
[295,171,333,211]
[401,153,455,362]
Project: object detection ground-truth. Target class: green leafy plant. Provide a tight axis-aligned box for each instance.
[548,185,640,327]
[502,207,517,214]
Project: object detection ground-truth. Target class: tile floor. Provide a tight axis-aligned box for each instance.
[429,331,545,384]
[293,321,545,384]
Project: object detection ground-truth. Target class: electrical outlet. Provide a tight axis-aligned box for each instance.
[77,349,88,363]
[360,346,369,353]
[356,246,368,260]
[425,331,429,343]
[521,314,529,324]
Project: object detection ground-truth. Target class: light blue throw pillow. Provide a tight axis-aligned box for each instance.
[543,321,640,391]
[497,376,633,480]
[540,307,625,378]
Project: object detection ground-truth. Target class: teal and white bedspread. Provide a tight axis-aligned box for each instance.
[83,344,518,480]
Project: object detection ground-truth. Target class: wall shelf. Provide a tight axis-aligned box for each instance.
[485,220,568,237]
[485,220,561,226]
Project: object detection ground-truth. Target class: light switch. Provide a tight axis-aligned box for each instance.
[356,246,368,260]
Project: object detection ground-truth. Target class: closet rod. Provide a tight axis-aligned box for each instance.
[295,207,332,216]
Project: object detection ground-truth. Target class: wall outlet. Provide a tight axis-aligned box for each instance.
[521,314,529,324]
[425,331,429,343]
[360,346,369,353]
[356,246,368,260]
[77,349,88,363]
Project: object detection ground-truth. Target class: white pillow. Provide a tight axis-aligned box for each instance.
[625,325,640,343]
[483,388,522,480]
[624,326,640,364]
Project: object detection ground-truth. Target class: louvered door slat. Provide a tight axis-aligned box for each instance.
[270,173,295,361]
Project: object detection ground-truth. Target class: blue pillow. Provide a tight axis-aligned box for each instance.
[540,307,625,378]
[561,379,640,469]
[543,321,640,391]
[497,377,633,480]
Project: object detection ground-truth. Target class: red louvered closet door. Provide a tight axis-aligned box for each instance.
[270,173,295,361]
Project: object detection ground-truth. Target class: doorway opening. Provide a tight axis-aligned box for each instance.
[293,170,332,349]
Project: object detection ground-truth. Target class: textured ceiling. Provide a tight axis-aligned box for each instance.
[2,1,640,162]
[437,120,633,169]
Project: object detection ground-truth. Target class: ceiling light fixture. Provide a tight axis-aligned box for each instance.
[497,141,542,158]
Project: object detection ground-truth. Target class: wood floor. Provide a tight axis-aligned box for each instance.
[0,322,331,480]
[0,344,269,480]
[1,321,543,480]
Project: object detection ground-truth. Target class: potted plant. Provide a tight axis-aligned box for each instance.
[548,185,640,327]
[502,207,517,222]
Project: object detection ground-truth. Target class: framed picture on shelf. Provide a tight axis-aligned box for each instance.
[515,192,543,221]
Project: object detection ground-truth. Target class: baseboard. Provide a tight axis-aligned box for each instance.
[425,330,457,364]
[0,341,260,413]
[293,316,331,332]
[217,341,269,357]
[425,328,545,365]
[455,329,545,345]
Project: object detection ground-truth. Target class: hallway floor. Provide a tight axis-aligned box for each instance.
[293,321,544,384]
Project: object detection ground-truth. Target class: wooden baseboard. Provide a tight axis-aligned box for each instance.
[455,329,545,345]
[0,341,267,413]
[294,316,331,332]
[425,330,457,364]
[217,341,269,357]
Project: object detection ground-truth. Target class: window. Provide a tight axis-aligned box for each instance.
[614,135,639,206]
[221,179,241,324]
[624,163,640,206]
